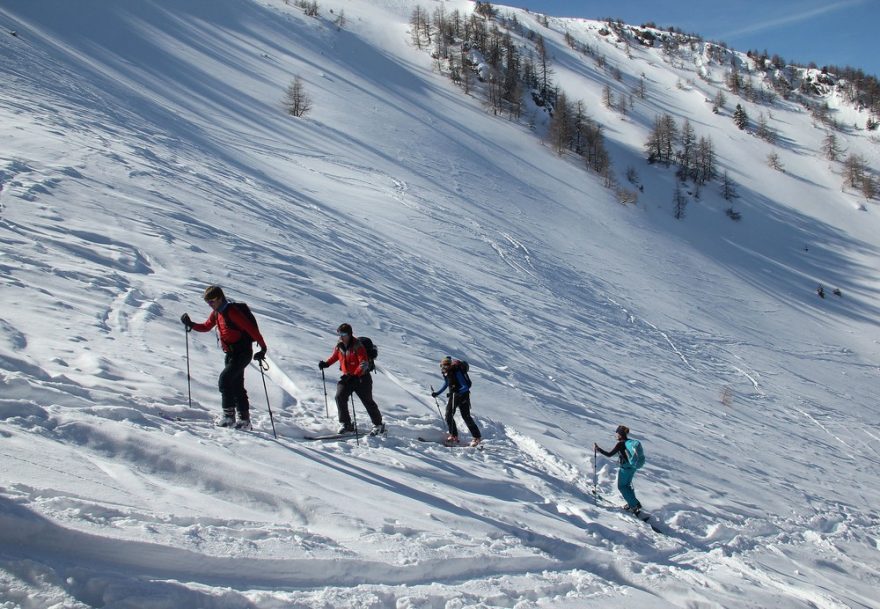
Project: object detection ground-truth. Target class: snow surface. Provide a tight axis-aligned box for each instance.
[1,0,879,607]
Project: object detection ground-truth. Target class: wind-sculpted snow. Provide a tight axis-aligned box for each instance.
[1,0,879,607]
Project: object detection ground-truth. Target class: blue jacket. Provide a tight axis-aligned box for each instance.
[436,366,470,396]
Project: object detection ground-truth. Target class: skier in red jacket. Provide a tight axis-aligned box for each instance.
[319,323,385,436]
[181,285,267,429]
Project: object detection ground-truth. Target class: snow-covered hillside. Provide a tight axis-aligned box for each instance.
[1,1,878,607]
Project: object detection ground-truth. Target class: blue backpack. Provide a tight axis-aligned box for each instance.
[624,438,645,470]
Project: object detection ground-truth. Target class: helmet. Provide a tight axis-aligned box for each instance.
[203,285,225,302]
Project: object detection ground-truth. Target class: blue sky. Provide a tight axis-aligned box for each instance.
[500,0,880,78]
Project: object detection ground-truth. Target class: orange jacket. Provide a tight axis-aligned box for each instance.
[325,338,370,376]
[192,303,267,352]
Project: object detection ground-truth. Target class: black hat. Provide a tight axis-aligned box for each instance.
[615,425,629,437]
[337,323,353,336]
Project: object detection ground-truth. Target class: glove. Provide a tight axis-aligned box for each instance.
[318,360,328,370]
[180,313,193,330]
[254,348,267,362]
[431,391,439,398]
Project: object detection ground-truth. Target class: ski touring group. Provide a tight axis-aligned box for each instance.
[181,285,648,515]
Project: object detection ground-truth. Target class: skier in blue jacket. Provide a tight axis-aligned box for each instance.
[431,356,481,446]
[595,425,642,514]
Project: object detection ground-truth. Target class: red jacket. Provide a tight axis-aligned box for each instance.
[325,338,370,376]
[192,303,267,352]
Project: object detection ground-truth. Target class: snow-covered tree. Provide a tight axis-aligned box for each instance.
[635,76,647,100]
[767,151,784,172]
[583,122,610,175]
[733,104,749,130]
[843,153,867,189]
[298,0,318,17]
[602,85,615,110]
[821,132,842,161]
[645,113,677,164]
[410,7,428,49]
[712,89,727,113]
[333,9,346,29]
[693,136,716,185]
[535,35,553,105]
[756,113,776,143]
[283,76,312,117]
[673,183,687,219]
[676,119,696,179]
[721,171,739,201]
[548,92,572,154]
[862,174,877,200]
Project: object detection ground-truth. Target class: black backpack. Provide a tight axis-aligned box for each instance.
[222,302,260,342]
[357,336,378,371]
[452,359,472,388]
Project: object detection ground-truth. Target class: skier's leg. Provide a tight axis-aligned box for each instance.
[617,467,639,508]
[334,377,355,426]
[218,350,248,420]
[353,374,383,425]
[456,393,481,439]
[444,395,458,437]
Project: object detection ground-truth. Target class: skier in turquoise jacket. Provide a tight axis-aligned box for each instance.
[595,425,642,514]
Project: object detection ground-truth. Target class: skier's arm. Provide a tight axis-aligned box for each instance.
[190,311,217,333]
[596,441,624,458]
[325,347,340,366]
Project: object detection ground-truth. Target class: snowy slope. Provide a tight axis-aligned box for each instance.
[1,1,878,607]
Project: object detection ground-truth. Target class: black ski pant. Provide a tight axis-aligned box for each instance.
[335,374,383,427]
[219,339,252,421]
[445,392,480,439]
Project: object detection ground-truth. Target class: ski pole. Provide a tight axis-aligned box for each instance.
[592,446,598,496]
[184,326,192,410]
[350,389,359,445]
[430,385,443,419]
[321,369,329,419]
[258,358,277,439]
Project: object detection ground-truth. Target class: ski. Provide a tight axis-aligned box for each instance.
[161,413,258,433]
[417,437,483,449]
[303,432,362,441]
[619,508,661,533]
[621,507,652,523]
[591,491,662,533]
[305,427,386,441]
[159,412,211,424]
